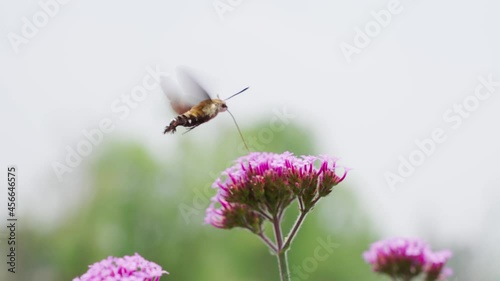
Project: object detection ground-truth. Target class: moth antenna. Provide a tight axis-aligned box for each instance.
[227,109,250,152]
[225,87,249,101]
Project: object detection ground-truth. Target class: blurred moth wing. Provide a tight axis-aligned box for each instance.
[160,66,210,115]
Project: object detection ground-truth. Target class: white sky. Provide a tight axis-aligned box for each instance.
[1,0,499,278]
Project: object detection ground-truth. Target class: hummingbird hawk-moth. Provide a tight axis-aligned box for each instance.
[160,67,249,149]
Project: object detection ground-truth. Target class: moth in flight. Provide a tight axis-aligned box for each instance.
[160,67,249,150]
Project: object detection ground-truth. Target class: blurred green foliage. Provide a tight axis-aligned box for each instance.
[16,120,380,281]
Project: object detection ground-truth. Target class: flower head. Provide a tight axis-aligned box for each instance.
[424,250,453,281]
[363,237,452,281]
[205,152,348,230]
[205,201,264,233]
[363,237,428,279]
[73,253,168,281]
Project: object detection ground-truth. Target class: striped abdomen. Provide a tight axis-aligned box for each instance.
[164,112,213,134]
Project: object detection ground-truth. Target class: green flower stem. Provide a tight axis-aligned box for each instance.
[258,232,277,252]
[282,210,308,252]
[272,215,290,281]
[277,250,289,281]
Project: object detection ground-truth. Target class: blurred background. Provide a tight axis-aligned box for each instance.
[1,0,499,280]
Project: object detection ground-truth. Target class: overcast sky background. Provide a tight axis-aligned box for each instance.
[1,0,499,278]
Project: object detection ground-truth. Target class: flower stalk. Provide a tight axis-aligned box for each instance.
[272,214,289,281]
[282,210,308,252]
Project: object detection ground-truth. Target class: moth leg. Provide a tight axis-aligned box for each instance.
[164,120,177,134]
[182,124,201,135]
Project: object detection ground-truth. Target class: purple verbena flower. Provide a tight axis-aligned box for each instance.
[363,237,453,281]
[73,253,168,281]
[205,200,263,233]
[363,237,428,279]
[424,250,453,281]
[205,152,348,231]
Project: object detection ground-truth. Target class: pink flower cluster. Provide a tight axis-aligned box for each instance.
[205,152,348,231]
[73,253,168,281]
[363,237,452,281]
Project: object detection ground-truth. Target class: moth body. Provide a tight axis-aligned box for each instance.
[164,98,227,134]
